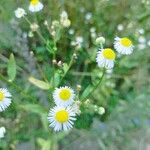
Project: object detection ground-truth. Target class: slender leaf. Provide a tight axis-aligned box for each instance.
[7,53,16,82]
[28,76,50,90]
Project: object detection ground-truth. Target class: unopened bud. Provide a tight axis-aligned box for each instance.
[95,36,105,45]
[52,20,60,27]
[73,53,78,59]
[51,31,56,37]
[61,19,71,28]
[94,105,98,111]
[98,107,105,115]
[44,20,48,26]
[52,59,57,65]
[30,51,34,56]
[57,61,62,67]
[76,84,81,91]
[28,31,34,37]
[30,23,39,32]
[84,99,90,105]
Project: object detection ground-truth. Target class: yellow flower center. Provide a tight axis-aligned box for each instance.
[59,89,71,101]
[31,0,39,5]
[55,110,69,123]
[103,48,116,60]
[120,38,132,47]
[0,92,5,101]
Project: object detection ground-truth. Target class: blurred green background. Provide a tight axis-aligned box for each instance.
[0,0,150,149]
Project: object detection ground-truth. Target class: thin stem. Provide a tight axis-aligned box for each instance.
[36,30,47,43]
[58,54,74,86]
[100,43,103,49]
[36,62,49,82]
[24,17,49,82]
[24,17,47,44]
[51,41,57,87]
[82,68,106,101]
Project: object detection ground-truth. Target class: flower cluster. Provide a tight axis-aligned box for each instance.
[60,11,71,28]
[48,86,80,132]
[71,36,84,49]
[13,1,134,134]
[96,37,134,69]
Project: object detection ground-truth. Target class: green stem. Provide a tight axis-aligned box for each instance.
[24,17,47,44]
[36,62,49,82]
[24,17,49,82]
[82,68,106,101]
[58,55,74,86]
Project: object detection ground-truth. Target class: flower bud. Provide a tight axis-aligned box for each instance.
[28,31,34,37]
[95,37,105,45]
[73,53,78,59]
[44,20,48,26]
[76,84,81,91]
[98,107,105,115]
[61,19,71,28]
[57,61,62,67]
[30,23,39,32]
[0,127,6,138]
[84,99,90,105]
[52,59,57,65]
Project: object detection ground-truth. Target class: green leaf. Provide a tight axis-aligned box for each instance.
[7,53,16,82]
[28,76,50,90]
[62,63,69,74]
[19,104,46,115]
[75,112,93,129]
[54,27,62,42]
[46,40,57,54]
[53,72,61,87]
[37,138,51,150]
[80,85,93,100]
[41,114,49,131]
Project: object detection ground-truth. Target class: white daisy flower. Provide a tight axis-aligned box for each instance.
[29,0,44,13]
[96,48,116,69]
[48,106,76,131]
[114,37,134,55]
[0,88,12,112]
[53,86,75,107]
[0,127,6,138]
[15,8,26,18]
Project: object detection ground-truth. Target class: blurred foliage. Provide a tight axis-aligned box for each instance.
[0,0,150,150]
